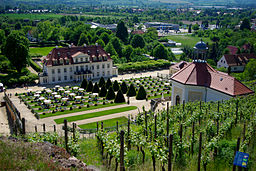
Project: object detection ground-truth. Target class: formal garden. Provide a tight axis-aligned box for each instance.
[17,76,171,120]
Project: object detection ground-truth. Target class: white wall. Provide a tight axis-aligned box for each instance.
[217,56,229,69]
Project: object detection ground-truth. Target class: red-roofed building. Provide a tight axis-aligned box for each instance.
[217,53,256,72]
[131,30,145,35]
[227,46,238,55]
[39,45,117,84]
[169,61,190,75]
[171,41,254,105]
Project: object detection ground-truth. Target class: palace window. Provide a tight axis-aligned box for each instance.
[52,69,55,74]
[58,69,61,73]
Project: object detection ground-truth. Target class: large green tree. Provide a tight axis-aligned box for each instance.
[3,31,29,73]
[37,21,52,41]
[105,42,117,56]
[122,45,134,62]
[78,33,89,46]
[153,44,168,60]
[111,37,123,57]
[240,18,251,30]
[131,34,145,49]
[116,21,128,43]
[243,59,256,80]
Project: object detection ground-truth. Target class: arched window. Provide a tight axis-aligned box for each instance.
[176,95,180,105]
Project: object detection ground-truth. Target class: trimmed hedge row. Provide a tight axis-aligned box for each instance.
[29,59,42,72]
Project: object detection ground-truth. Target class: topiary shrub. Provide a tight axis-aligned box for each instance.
[121,81,128,94]
[86,81,93,92]
[103,101,106,105]
[106,78,112,89]
[94,103,98,106]
[113,80,120,92]
[106,86,115,100]
[92,82,100,93]
[99,77,105,87]
[114,89,125,103]
[70,107,73,110]
[136,85,147,100]
[127,83,136,97]
[81,79,88,89]
[87,104,90,108]
[99,84,107,97]
[15,93,18,96]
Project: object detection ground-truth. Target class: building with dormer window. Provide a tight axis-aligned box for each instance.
[39,45,118,84]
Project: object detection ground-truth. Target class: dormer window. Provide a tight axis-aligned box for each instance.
[98,56,102,61]
[76,58,78,63]
[88,50,90,55]
[57,52,60,57]
[85,57,88,62]
[81,58,83,62]
[59,58,63,64]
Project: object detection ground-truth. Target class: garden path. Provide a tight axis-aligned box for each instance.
[0,92,11,135]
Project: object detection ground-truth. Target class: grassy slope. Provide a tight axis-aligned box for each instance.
[54,106,137,124]
[0,138,57,170]
[0,13,62,20]
[167,35,211,48]
[78,116,128,129]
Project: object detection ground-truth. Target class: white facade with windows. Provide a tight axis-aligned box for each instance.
[39,45,117,84]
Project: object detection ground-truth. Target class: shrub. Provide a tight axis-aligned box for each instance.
[113,80,120,91]
[127,83,136,97]
[81,79,88,89]
[92,82,100,93]
[86,81,93,92]
[136,85,147,100]
[106,86,115,100]
[99,84,107,97]
[94,103,98,106]
[106,78,112,89]
[87,104,90,108]
[79,106,81,109]
[29,59,42,72]
[99,77,105,87]
[70,107,72,110]
[121,81,128,94]
[114,89,125,103]
[103,101,106,105]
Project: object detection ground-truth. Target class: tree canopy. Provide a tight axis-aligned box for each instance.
[131,34,145,49]
[116,21,128,43]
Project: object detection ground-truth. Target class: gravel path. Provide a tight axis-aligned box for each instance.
[0,92,11,135]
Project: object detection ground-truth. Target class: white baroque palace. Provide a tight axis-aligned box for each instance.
[39,45,118,84]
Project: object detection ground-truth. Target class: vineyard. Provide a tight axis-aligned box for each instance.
[93,93,256,170]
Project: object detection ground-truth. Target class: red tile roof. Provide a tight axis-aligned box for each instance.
[131,30,145,34]
[171,62,254,96]
[224,53,256,66]
[43,45,111,66]
[171,61,190,71]
[227,46,238,55]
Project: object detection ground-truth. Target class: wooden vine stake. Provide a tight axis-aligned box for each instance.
[64,119,69,154]
[116,121,119,132]
[235,100,239,125]
[120,130,125,171]
[43,123,46,133]
[233,137,241,171]
[128,115,131,151]
[168,134,173,171]
[191,122,195,155]
[35,125,37,133]
[183,100,185,112]
[154,114,157,141]
[22,118,25,135]
[145,111,148,138]
[198,132,202,171]
[73,122,76,141]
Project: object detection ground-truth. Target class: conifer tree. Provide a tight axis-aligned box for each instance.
[99,84,107,97]
[114,89,125,103]
[127,83,136,97]
[106,86,115,100]
[106,78,112,89]
[92,82,100,93]
[121,81,128,94]
[86,81,93,92]
[136,85,147,100]
[81,79,88,89]
[99,77,105,87]
[113,80,120,91]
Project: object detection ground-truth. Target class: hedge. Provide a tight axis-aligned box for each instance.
[29,59,42,72]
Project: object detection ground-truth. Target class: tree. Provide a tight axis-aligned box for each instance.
[3,31,29,73]
[0,29,5,46]
[78,33,89,46]
[127,83,136,97]
[99,77,105,87]
[243,59,256,80]
[240,18,251,30]
[188,24,192,33]
[48,28,60,44]
[106,78,112,89]
[100,32,110,45]
[136,86,147,100]
[116,21,128,43]
[92,82,100,93]
[105,42,117,56]
[121,81,128,94]
[111,37,123,57]
[113,80,120,91]
[106,86,115,100]
[37,21,52,41]
[15,23,22,30]
[86,81,93,92]
[131,34,145,48]
[122,45,134,62]
[96,39,105,48]
[133,15,139,24]
[81,79,88,89]
[99,84,107,97]
[153,44,168,60]
[192,24,199,31]
[114,89,125,103]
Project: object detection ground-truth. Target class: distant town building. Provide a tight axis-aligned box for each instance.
[39,45,117,84]
[86,22,117,31]
[144,22,179,31]
[171,41,254,105]
[217,53,256,72]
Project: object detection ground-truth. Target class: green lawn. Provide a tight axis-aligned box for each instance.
[78,116,128,129]
[54,106,137,124]
[39,102,125,119]
[166,35,211,48]
[29,46,56,57]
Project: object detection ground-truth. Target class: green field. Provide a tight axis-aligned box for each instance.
[54,106,137,124]
[0,13,62,20]
[167,35,211,47]
[29,46,56,57]
[78,116,128,129]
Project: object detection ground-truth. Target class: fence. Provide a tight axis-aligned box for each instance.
[157,72,171,80]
